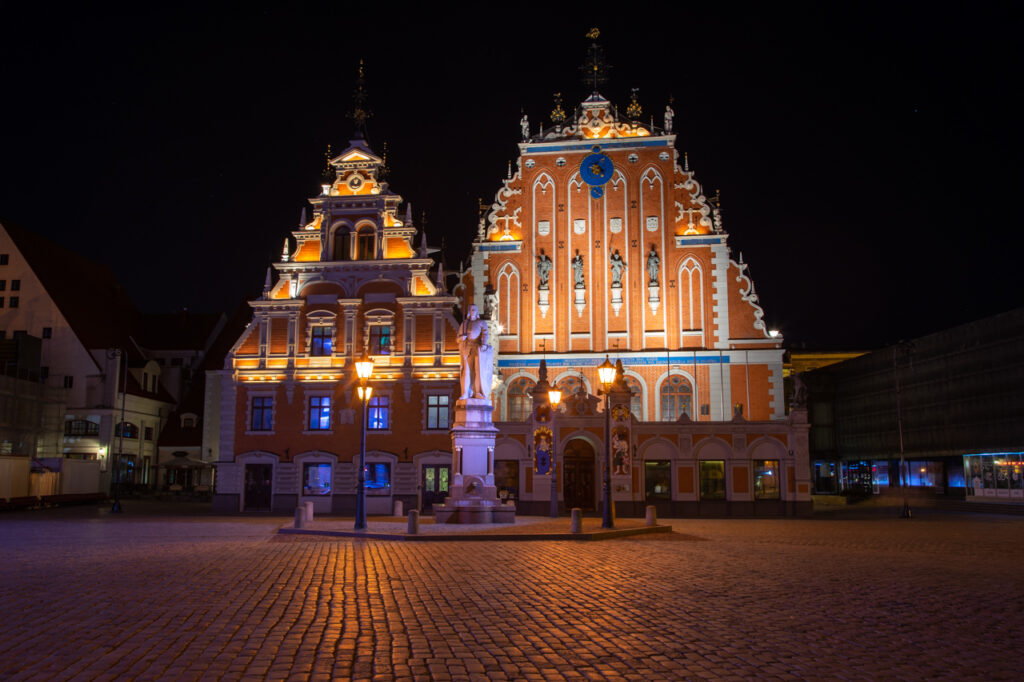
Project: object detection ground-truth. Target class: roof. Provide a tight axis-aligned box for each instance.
[2,219,139,351]
[135,311,225,351]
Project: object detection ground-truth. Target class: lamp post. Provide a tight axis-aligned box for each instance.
[597,355,616,529]
[354,352,374,530]
[548,387,562,518]
[894,341,914,519]
[106,348,127,514]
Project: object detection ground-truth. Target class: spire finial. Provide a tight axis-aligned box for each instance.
[405,202,413,227]
[580,28,610,95]
[299,207,307,228]
[684,151,690,172]
[379,141,389,181]
[419,228,428,258]
[281,237,290,262]
[507,160,512,179]
[626,87,642,120]
[348,59,372,140]
[322,144,334,184]
[263,267,272,298]
[550,92,566,126]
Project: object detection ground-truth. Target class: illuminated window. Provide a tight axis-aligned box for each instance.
[427,394,450,429]
[356,227,374,260]
[366,462,391,494]
[116,422,139,439]
[506,377,535,421]
[310,326,332,356]
[369,325,392,355]
[645,460,671,500]
[302,463,332,496]
[660,375,692,421]
[250,397,273,431]
[699,460,726,500]
[494,460,519,501]
[368,395,390,430]
[308,396,331,430]
[754,460,780,500]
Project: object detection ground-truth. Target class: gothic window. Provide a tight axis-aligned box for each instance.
[506,377,535,421]
[310,326,332,356]
[356,226,375,260]
[623,376,644,420]
[660,375,692,421]
[496,264,519,336]
[679,259,704,331]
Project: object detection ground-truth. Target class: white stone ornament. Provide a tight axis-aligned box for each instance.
[537,220,550,236]
[609,217,623,234]
[646,216,659,232]
[573,219,586,235]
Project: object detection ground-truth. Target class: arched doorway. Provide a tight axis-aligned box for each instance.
[563,438,596,511]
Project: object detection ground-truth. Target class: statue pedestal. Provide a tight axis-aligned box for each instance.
[610,284,623,316]
[433,398,516,524]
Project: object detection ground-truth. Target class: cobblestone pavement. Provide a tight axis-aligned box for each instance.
[1,506,1022,680]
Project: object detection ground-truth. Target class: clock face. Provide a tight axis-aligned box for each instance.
[580,151,613,187]
[348,174,364,190]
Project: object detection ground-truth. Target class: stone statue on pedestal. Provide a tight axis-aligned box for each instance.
[458,304,493,400]
[609,249,626,287]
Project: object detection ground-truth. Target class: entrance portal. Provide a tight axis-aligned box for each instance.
[421,464,451,512]
[563,438,596,511]
[243,463,272,512]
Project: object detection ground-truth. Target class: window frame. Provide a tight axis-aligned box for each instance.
[699,459,727,500]
[424,391,452,430]
[248,394,275,433]
[367,393,391,431]
[659,374,693,421]
[306,394,332,432]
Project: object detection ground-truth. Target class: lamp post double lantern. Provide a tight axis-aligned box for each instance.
[548,387,562,518]
[597,355,617,529]
[354,352,374,530]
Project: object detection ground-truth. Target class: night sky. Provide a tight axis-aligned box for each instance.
[2,4,1020,349]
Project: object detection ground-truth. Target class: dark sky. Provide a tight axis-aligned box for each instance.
[1,4,1020,349]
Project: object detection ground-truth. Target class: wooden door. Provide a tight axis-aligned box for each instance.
[563,439,596,511]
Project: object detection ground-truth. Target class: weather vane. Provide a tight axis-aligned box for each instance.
[348,59,372,139]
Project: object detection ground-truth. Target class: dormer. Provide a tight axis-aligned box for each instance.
[323,139,385,197]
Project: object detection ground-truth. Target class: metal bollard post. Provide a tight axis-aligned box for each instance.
[645,505,657,526]
[304,501,314,522]
[294,507,306,529]
[407,509,419,535]
[570,508,582,534]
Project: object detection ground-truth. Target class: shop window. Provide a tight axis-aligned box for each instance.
[365,462,391,494]
[302,462,332,496]
[308,396,331,430]
[427,394,450,429]
[368,395,389,430]
[506,377,535,421]
[699,460,726,500]
[754,460,780,500]
[250,396,273,431]
[310,326,333,356]
[660,375,692,421]
[494,460,519,501]
[645,460,671,500]
[116,422,139,439]
[369,325,392,355]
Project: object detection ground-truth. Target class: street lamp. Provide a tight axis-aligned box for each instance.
[547,387,562,518]
[597,355,616,529]
[894,341,914,519]
[354,352,374,530]
[106,348,128,514]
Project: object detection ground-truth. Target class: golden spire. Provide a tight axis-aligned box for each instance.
[550,92,566,125]
[626,88,642,120]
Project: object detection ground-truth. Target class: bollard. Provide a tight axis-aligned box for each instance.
[645,505,657,526]
[570,508,582,534]
[407,509,420,535]
[393,499,404,517]
[304,501,314,522]
[294,507,306,529]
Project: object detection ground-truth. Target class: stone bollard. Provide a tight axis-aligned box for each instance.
[294,507,306,529]
[407,509,420,535]
[570,508,582,534]
[304,501,314,522]
[645,505,657,526]
[393,499,404,517]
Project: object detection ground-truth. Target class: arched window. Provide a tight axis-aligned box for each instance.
[356,226,375,260]
[555,375,585,400]
[660,375,692,421]
[333,227,352,261]
[506,377,535,421]
[116,422,139,439]
[624,376,644,420]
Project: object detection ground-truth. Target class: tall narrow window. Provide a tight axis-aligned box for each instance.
[356,228,374,260]
[333,229,352,261]
[699,460,726,500]
[251,397,273,431]
[427,395,450,429]
[506,377,536,421]
[369,325,392,355]
[368,395,390,430]
[308,396,331,430]
[310,326,332,356]
[660,375,692,421]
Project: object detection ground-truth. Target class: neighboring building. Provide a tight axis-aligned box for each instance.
[804,308,1024,504]
[211,137,461,514]
[0,220,176,493]
[460,84,810,516]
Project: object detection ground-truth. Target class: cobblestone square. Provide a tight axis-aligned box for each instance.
[1,506,1021,680]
